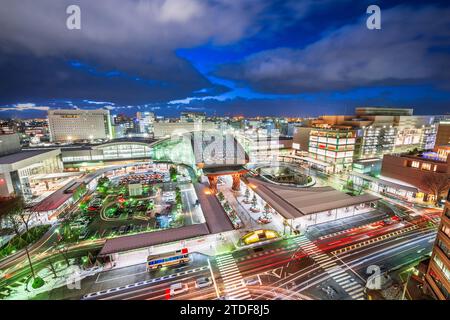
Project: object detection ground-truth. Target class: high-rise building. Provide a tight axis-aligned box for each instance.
[48,109,112,142]
[308,126,356,173]
[424,189,450,300]
[136,112,155,134]
[312,107,437,160]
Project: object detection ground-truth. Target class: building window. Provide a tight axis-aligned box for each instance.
[411,161,420,168]
[445,208,450,219]
[432,255,450,282]
[422,163,432,171]
[442,225,450,238]
[429,271,450,299]
[437,239,450,260]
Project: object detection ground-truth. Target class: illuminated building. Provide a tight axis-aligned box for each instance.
[380,148,450,203]
[48,109,113,142]
[424,189,450,299]
[308,127,356,173]
[0,133,63,199]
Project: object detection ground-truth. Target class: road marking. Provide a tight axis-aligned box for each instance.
[320,261,336,268]
[352,292,364,299]
[216,254,250,300]
[315,256,331,262]
[84,265,209,299]
[346,284,361,292]
[334,274,350,281]
[219,264,240,272]
[330,225,419,255]
[207,258,220,300]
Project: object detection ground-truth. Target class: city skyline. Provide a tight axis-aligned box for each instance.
[1,0,450,119]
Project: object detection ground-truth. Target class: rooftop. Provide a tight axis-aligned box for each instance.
[99,223,210,256]
[247,177,380,219]
[0,149,57,165]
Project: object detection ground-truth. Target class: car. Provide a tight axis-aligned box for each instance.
[257,217,272,224]
[195,277,212,289]
[245,277,260,286]
[170,283,189,296]
[118,226,127,234]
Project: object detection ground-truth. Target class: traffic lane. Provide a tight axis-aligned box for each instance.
[236,248,316,279]
[263,229,434,299]
[83,253,211,299]
[337,231,435,280]
[101,268,214,300]
[313,221,426,253]
[95,266,212,300]
[308,210,389,239]
[281,231,434,297]
[335,228,435,270]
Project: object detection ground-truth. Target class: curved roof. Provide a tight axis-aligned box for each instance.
[247,177,380,219]
[92,137,158,149]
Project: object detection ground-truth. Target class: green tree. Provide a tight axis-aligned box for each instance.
[169,166,178,182]
[2,197,37,279]
[244,188,250,202]
[251,194,258,208]
[420,173,450,206]
[263,203,272,219]
[346,180,354,190]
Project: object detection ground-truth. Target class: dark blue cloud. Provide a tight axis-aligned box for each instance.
[1,0,450,118]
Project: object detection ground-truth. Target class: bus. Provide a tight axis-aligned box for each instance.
[147,248,190,271]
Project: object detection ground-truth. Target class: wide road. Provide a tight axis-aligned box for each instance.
[81,210,436,300]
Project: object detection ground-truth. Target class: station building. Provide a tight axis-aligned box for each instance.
[246,177,380,233]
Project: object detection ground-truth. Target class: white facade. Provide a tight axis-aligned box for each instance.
[0,149,63,199]
[48,109,113,142]
[308,128,356,173]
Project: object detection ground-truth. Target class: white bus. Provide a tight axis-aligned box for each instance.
[146,249,190,271]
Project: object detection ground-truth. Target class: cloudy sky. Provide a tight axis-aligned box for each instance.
[0,0,449,118]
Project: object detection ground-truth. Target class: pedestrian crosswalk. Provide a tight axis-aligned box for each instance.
[216,254,251,300]
[292,236,365,300]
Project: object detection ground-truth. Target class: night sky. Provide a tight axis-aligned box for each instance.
[1,0,450,118]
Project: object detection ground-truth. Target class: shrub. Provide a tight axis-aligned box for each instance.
[31,277,45,289]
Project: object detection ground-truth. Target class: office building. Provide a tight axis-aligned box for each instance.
[48,109,113,142]
[136,112,155,134]
[308,126,356,173]
[303,107,437,161]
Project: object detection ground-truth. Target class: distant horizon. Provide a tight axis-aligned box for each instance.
[1,1,450,120]
[1,102,449,120]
